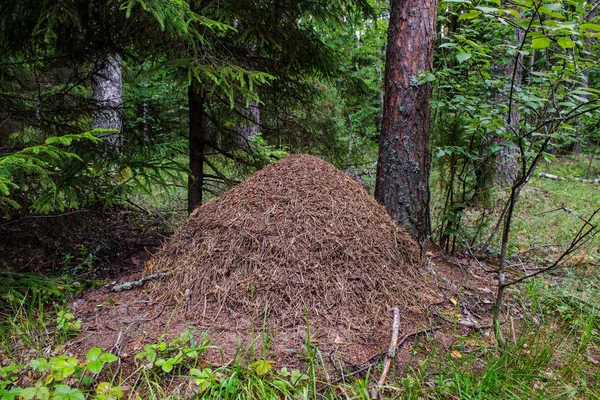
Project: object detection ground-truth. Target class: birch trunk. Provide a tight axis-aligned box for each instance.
[92,53,123,150]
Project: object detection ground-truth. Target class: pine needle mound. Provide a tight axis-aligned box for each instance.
[148,154,435,329]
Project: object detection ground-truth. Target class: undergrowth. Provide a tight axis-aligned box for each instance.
[1,157,598,399]
[2,266,600,399]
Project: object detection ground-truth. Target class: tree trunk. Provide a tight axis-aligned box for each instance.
[92,53,123,150]
[188,82,207,213]
[375,0,438,239]
[237,98,261,147]
[573,0,599,155]
[140,101,151,140]
[496,28,523,187]
[237,45,260,147]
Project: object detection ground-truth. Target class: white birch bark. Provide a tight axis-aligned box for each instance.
[92,53,123,150]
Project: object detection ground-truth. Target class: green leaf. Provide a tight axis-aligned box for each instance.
[96,382,124,399]
[87,361,103,374]
[161,362,173,373]
[250,360,274,376]
[475,6,498,13]
[51,385,85,400]
[29,359,49,372]
[538,3,563,18]
[86,348,102,362]
[98,353,118,363]
[456,52,472,64]
[458,10,479,21]
[532,37,551,49]
[581,23,600,32]
[20,387,37,400]
[557,37,575,48]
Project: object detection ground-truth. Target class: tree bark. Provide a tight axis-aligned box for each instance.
[237,98,261,147]
[236,45,260,147]
[375,0,438,239]
[92,53,123,150]
[188,82,207,213]
[140,101,151,140]
[496,28,523,187]
[573,0,599,155]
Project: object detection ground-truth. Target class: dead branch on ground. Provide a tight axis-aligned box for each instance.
[371,307,401,399]
[110,272,169,292]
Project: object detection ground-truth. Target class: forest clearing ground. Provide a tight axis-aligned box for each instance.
[0,155,599,398]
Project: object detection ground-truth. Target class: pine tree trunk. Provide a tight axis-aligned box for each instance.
[375,0,438,239]
[92,53,123,150]
[188,82,206,213]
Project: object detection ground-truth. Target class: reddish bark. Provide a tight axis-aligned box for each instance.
[375,0,438,238]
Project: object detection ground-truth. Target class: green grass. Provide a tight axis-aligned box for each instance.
[3,268,600,399]
[430,155,600,263]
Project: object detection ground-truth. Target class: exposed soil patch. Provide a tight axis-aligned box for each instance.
[68,155,497,379]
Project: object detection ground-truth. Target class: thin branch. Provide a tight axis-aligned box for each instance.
[504,208,599,287]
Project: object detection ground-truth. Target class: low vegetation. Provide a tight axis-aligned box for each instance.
[1,156,598,399]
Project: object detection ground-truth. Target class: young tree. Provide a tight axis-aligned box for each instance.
[375,0,438,239]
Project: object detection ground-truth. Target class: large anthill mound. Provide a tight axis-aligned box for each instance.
[147,154,437,330]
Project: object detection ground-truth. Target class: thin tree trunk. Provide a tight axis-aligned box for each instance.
[188,82,207,213]
[140,101,151,140]
[237,45,260,147]
[238,98,261,147]
[496,28,523,187]
[587,140,599,179]
[92,53,123,150]
[573,1,599,155]
[375,0,438,239]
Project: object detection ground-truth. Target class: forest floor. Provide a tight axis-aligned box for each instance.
[0,155,599,399]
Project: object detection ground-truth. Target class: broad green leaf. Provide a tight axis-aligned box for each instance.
[532,37,551,49]
[51,384,85,400]
[87,361,103,374]
[29,359,49,372]
[557,37,575,48]
[456,52,472,64]
[539,3,563,18]
[19,387,37,400]
[86,348,102,361]
[458,10,479,20]
[98,353,118,363]
[581,23,600,32]
[475,6,498,13]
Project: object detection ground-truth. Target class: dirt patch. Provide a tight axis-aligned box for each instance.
[68,155,497,378]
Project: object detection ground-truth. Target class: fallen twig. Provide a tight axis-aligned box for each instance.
[110,273,169,292]
[110,321,137,382]
[538,172,600,183]
[371,306,401,399]
[323,327,435,392]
